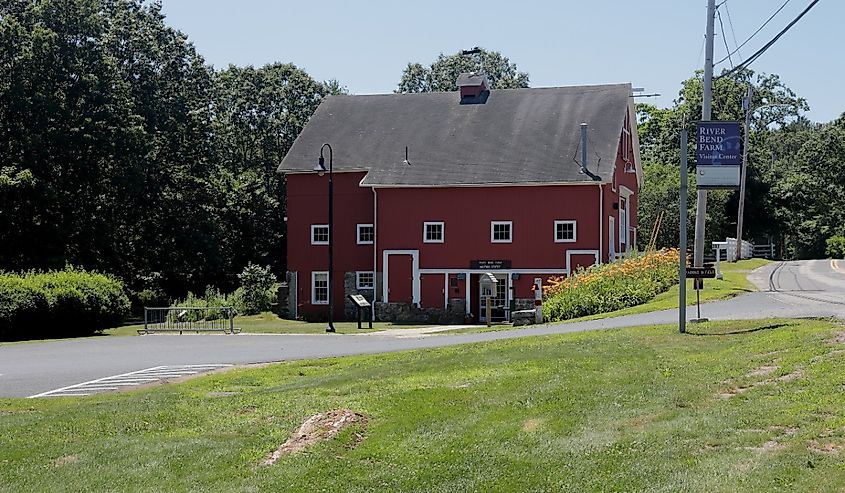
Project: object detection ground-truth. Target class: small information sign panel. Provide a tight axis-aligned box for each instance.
[347,294,372,329]
[686,267,716,279]
[470,260,511,270]
[348,294,371,308]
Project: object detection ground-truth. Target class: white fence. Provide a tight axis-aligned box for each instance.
[711,238,754,262]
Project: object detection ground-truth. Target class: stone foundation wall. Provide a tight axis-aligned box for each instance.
[513,298,535,311]
[376,298,466,324]
[343,271,381,320]
[275,282,290,319]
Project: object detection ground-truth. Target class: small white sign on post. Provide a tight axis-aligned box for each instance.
[533,277,543,324]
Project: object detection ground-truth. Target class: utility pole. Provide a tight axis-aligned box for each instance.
[736,84,753,262]
[679,130,688,334]
[693,0,717,268]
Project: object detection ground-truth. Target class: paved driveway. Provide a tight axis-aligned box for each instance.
[2,260,843,398]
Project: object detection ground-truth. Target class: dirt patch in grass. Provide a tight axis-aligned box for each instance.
[206,391,238,397]
[777,369,804,382]
[522,418,543,432]
[746,365,779,377]
[52,455,79,467]
[262,409,367,465]
[745,440,783,452]
[718,384,754,399]
[826,331,845,345]
[237,405,258,415]
[809,440,844,454]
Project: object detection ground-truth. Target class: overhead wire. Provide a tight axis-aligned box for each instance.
[717,0,820,79]
[723,3,742,60]
[715,0,792,66]
[717,9,734,67]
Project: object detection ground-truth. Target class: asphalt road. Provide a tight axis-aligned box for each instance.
[2,259,843,398]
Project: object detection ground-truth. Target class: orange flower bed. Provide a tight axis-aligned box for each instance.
[543,249,680,322]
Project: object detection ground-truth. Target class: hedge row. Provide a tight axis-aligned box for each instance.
[543,249,680,322]
[0,268,130,340]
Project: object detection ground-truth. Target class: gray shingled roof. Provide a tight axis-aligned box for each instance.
[278,83,632,186]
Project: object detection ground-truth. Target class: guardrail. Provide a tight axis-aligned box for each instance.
[140,307,240,335]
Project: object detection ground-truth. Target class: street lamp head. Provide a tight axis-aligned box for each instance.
[314,156,327,176]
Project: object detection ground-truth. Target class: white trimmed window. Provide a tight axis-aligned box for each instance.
[357,224,374,245]
[423,221,444,243]
[491,221,512,243]
[311,271,328,304]
[311,224,329,245]
[554,220,577,243]
[356,271,375,290]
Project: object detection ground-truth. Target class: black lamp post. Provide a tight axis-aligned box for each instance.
[314,143,335,332]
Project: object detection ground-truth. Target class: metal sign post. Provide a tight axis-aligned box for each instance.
[688,267,716,323]
[679,130,688,334]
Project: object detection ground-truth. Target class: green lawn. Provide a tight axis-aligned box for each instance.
[104,312,431,336]
[3,317,845,492]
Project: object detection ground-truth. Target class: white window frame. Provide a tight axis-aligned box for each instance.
[490,221,513,243]
[357,223,374,245]
[310,224,329,245]
[554,220,577,243]
[356,271,375,290]
[311,271,328,305]
[423,221,445,243]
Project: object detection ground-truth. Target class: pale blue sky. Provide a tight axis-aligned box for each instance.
[160,0,840,122]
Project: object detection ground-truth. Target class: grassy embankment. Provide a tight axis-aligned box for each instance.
[2,317,845,492]
[567,258,772,321]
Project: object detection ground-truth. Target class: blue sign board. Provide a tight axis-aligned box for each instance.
[696,121,742,165]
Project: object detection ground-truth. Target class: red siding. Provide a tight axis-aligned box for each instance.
[287,171,373,319]
[376,185,601,272]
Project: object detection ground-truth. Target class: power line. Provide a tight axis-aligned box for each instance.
[717,0,820,79]
[717,9,734,67]
[723,3,742,60]
[715,0,792,66]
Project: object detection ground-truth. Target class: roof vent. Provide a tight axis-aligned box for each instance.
[457,72,490,104]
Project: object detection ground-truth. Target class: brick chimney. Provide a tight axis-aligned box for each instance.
[457,72,489,101]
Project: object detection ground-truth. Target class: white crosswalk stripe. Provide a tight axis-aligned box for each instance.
[28,364,233,398]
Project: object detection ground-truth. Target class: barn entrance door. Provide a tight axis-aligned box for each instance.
[479,274,508,323]
[388,255,413,304]
[385,251,420,305]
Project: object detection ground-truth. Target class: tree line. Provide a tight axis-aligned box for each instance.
[637,68,844,259]
[0,0,340,301]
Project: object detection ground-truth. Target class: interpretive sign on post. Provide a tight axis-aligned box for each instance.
[347,294,372,330]
[696,121,741,190]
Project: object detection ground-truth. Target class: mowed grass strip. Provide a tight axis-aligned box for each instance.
[104,312,432,337]
[2,317,845,492]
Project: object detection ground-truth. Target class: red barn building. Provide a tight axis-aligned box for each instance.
[278,77,642,323]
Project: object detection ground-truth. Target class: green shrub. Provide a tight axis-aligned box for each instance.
[236,263,277,315]
[826,235,845,259]
[0,268,130,341]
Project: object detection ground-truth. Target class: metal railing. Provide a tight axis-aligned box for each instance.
[140,307,240,335]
